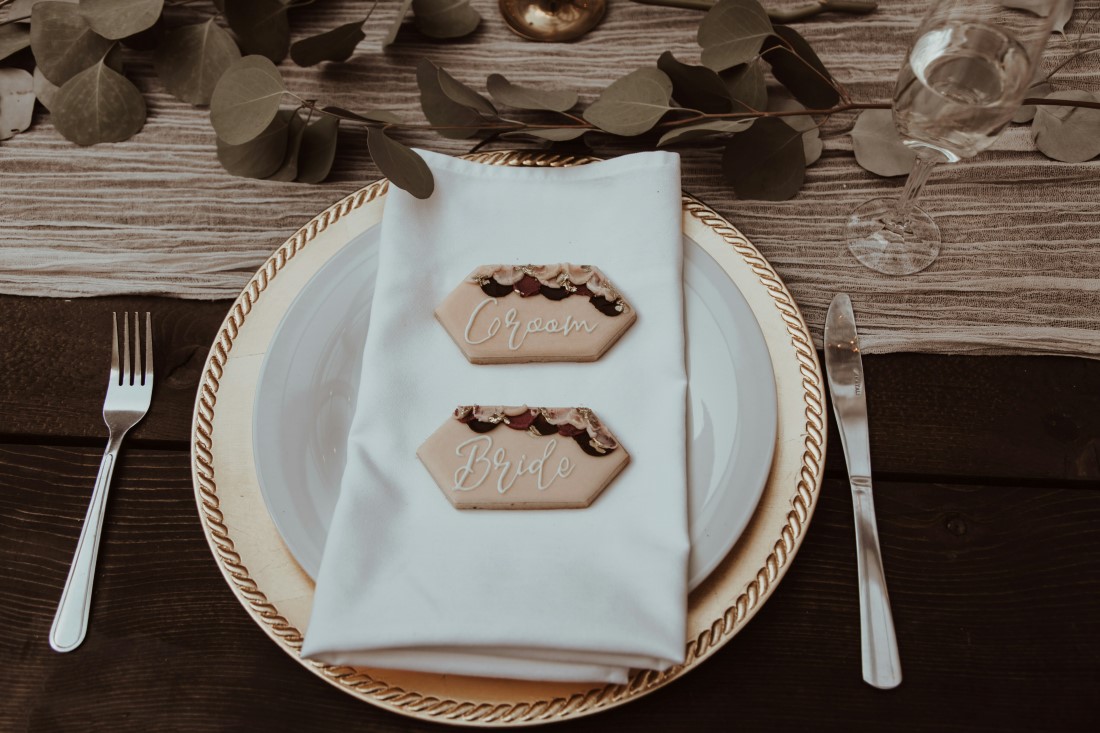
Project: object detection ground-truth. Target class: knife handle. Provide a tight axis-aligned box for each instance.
[851,476,902,689]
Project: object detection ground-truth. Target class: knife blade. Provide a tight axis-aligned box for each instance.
[824,293,902,690]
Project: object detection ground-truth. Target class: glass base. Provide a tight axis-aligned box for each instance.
[845,198,941,276]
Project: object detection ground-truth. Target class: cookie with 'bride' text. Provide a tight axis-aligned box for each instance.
[417,405,629,509]
[435,264,635,364]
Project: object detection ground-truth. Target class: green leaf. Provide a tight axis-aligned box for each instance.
[0,67,35,140]
[1032,90,1100,163]
[657,118,753,147]
[267,108,308,181]
[224,0,289,63]
[720,60,766,112]
[216,108,289,178]
[486,73,577,112]
[761,25,839,109]
[416,59,495,139]
[721,116,804,200]
[33,66,59,110]
[850,108,915,177]
[321,105,403,124]
[366,126,434,198]
[30,1,115,85]
[501,126,588,141]
[384,0,414,47]
[50,58,146,145]
[0,24,31,63]
[583,67,673,136]
[413,0,481,39]
[296,113,339,183]
[290,19,366,67]
[209,54,285,144]
[154,19,241,106]
[656,51,732,114]
[768,96,821,165]
[79,0,163,41]
[698,0,773,72]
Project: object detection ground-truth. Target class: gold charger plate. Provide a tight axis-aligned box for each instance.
[190,151,825,726]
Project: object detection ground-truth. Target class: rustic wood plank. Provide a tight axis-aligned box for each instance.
[1,445,1097,731]
[2,295,1098,482]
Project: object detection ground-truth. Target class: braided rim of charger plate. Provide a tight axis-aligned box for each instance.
[190,150,825,725]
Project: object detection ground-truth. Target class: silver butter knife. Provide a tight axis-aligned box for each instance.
[824,293,902,689]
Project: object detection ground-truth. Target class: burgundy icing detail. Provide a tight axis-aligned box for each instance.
[467,420,500,433]
[515,275,541,297]
[539,285,571,301]
[480,279,513,297]
[590,295,622,317]
[555,423,585,438]
[574,433,608,457]
[530,414,558,436]
[504,410,536,430]
[574,283,593,297]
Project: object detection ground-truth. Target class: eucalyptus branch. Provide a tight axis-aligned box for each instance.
[631,0,878,22]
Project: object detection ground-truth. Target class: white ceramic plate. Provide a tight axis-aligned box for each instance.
[253,227,777,590]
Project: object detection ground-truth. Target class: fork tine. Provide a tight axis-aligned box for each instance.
[111,312,120,385]
[122,312,131,386]
[144,312,153,387]
[133,312,141,386]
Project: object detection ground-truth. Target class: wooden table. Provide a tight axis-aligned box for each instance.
[1,294,1097,731]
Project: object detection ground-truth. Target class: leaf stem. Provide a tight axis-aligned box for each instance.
[628,0,877,22]
[1046,45,1100,81]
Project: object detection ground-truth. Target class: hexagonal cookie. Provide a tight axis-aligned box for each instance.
[417,405,629,509]
[435,264,636,364]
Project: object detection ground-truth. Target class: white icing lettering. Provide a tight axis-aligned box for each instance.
[452,435,575,494]
[463,297,597,352]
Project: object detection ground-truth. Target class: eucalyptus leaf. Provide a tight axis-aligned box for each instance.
[657,118,753,147]
[413,0,481,39]
[290,19,366,67]
[486,73,577,112]
[583,67,673,136]
[79,0,163,41]
[224,0,290,63]
[9,0,76,21]
[154,19,241,106]
[698,0,774,72]
[417,59,495,139]
[1002,0,1073,34]
[31,1,115,85]
[761,25,839,109]
[50,58,146,145]
[296,114,339,183]
[322,105,403,124]
[502,126,588,141]
[209,54,286,144]
[1012,71,1051,123]
[768,96,822,165]
[720,60,766,112]
[656,51,733,114]
[850,108,915,177]
[33,66,59,110]
[267,108,308,181]
[0,67,35,140]
[366,126,434,199]
[0,24,31,62]
[1032,90,1100,163]
[384,0,414,46]
[721,116,804,200]
[216,108,289,178]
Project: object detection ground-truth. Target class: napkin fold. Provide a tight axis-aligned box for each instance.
[301,151,688,683]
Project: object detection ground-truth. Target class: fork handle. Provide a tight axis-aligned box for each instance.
[49,434,123,653]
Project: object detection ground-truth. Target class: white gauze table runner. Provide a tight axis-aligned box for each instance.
[300,151,689,683]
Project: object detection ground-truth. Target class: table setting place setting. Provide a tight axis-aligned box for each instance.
[2,0,1098,728]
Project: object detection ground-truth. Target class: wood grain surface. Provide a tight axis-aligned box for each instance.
[1,442,1097,732]
[1,0,1097,356]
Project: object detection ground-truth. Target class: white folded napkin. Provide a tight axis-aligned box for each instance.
[300,150,688,684]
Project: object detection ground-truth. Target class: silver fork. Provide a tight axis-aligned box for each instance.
[50,313,153,653]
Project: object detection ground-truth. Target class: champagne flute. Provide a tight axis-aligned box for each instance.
[846,0,1056,275]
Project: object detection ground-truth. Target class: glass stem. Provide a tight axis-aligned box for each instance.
[883,153,939,235]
